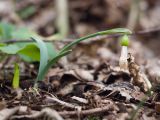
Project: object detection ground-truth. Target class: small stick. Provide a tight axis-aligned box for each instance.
[59,105,114,117]
[46,96,81,110]
[71,96,88,104]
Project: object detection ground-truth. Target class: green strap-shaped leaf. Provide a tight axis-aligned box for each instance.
[59,28,132,54]
[33,28,132,83]
[39,50,71,81]
[12,63,20,89]
[31,37,48,81]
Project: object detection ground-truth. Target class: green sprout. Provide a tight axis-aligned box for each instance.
[119,35,129,70]
[120,35,129,46]
[32,28,132,87]
[12,63,20,89]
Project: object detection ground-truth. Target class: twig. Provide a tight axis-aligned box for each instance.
[59,105,114,117]
[71,96,88,104]
[46,96,82,120]
[46,96,81,110]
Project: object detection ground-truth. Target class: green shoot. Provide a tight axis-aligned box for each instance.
[120,35,129,46]
[12,63,20,89]
[33,28,132,86]
[31,37,48,82]
[119,35,129,70]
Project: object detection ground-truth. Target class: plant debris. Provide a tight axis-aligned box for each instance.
[0,0,160,120]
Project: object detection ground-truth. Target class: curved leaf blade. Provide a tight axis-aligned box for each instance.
[39,50,72,80]
[59,28,132,54]
[31,37,48,81]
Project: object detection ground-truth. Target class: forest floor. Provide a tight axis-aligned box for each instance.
[0,0,160,120]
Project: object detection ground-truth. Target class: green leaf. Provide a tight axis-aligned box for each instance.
[0,22,37,40]
[59,28,132,54]
[0,27,3,37]
[0,42,57,62]
[12,27,37,40]
[0,43,40,61]
[0,22,57,62]
[0,22,14,39]
[39,50,71,81]
[31,37,49,81]
[0,43,6,47]
[18,44,40,61]
[12,63,20,89]
[17,42,57,62]
[0,44,20,54]
[45,42,57,59]
[11,27,57,61]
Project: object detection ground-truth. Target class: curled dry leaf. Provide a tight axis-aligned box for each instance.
[56,69,93,96]
[65,69,94,81]
[128,53,152,92]
[98,82,146,102]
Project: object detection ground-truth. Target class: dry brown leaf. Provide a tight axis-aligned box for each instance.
[65,69,94,81]
[128,53,152,92]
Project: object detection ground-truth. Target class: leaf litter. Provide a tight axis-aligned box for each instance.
[0,0,160,120]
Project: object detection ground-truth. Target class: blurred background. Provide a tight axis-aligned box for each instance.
[0,0,160,79]
[0,0,159,36]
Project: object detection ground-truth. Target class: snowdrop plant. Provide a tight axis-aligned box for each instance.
[119,35,129,70]
[32,28,132,87]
